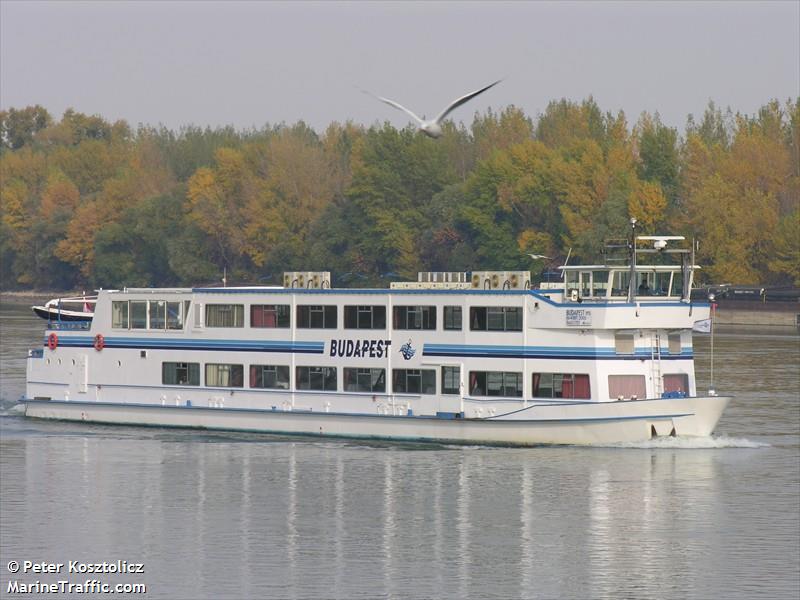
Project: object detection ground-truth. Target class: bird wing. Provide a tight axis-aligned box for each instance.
[376,96,425,125]
[434,79,502,124]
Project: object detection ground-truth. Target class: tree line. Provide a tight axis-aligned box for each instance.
[1,98,798,291]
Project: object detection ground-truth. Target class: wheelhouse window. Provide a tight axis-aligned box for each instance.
[393,369,435,394]
[469,371,523,397]
[608,375,646,400]
[162,362,200,386]
[205,304,244,328]
[112,301,129,329]
[149,300,166,330]
[393,306,436,330]
[249,365,290,389]
[344,368,386,393]
[469,307,522,331]
[296,366,337,391]
[444,306,462,330]
[251,304,290,328]
[442,366,461,395]
[344,305,386,329]
[131,301,147,329]
[297,305,337,329]
[205,363,244,388]
[532,373,591,399]
[112,300,186,330]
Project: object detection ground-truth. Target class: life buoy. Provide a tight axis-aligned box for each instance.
[47,332,58,351]
[94,334,105,351]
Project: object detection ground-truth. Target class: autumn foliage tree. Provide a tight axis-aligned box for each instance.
[0,99,797,291]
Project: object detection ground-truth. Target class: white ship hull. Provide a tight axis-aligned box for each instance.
[22,394,730,446]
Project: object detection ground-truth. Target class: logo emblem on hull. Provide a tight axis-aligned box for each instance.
[399,340,415,360]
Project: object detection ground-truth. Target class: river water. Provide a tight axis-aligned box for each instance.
[0,300,798,599]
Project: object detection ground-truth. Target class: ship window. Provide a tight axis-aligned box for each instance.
[469,371,523,397]
[131,301,147,329]
[442,366,460,395]
[608,375,646,400]
[592,271,609,297]
[205,363,244,388]
[444,306,462,330]
[297,305,337,328]
[344,368,386,393]
[296,366,337,391]
[611,271,631,297]
[112,301,129,329]
[668,333,682,355]
[663,373,689,395]
[344,305,386,329]
[615,333,635,354]
[393,369,435,394]
[167,301,184,330]
[250,365,290,389]
[162,362,200,386]
[205,304,244,328]
[251,304,290,328]
[393,306,436,330]
[470,307,522,331]
[532,373,591,399]
[149,300,166,330]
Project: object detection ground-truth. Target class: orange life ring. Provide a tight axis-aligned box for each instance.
[94,334,105,351]
[47,332,58,351]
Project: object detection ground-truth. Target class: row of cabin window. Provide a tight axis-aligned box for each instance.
[205,304,522,331]
[112,300,190,330]
[162,362,691,398]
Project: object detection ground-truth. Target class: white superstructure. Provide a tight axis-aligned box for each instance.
[23,237,730,445]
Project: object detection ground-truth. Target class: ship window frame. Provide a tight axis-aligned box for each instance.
[112,301,129,329]
[296,305,337,329]
[441,366,461,395]
[663,373,689,395]
[296,366,338,392]
[469,371,523,397]
[615,332,635,354]
[532,372,591,399]
[130,301,148,330]
[393,305,436,330]
[443,306,462,330]
[392,369,436,395]
[469,306,523,332]
[344,305,387,330]
[162,362,200,386]
[344,367,386,393]
[250,304,290,328]
[205,304,244,328]
[668,332,682,355]
[205,363,244,388]
[249,364,290,390]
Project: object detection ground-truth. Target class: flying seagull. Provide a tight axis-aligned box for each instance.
[527,253,550,260]
[370,79,502,138]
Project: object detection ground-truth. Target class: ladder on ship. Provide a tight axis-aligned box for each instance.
[651,332,663,398]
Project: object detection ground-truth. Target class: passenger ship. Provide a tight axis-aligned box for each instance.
[23,234,730,445]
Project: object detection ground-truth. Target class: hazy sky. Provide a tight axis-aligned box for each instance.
[2,1,798,133]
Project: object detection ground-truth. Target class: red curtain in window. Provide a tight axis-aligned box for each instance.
[663,374,688,393]
[561,376,574,399]
[573,374,591,399]
[252,308,276,328]
[532,373,541,396]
